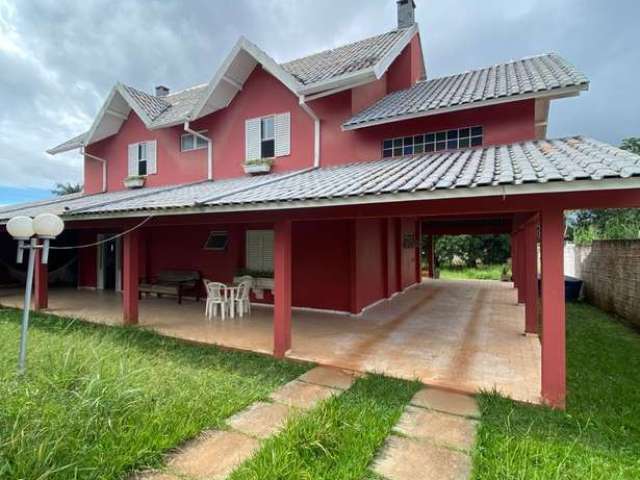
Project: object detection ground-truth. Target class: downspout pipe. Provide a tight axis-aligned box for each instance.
[184,121,213,180]
[298,97,320,168]
[81,146,107,193]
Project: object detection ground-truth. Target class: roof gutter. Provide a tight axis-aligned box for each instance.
[184,121,213,180]
[81,147,107,193]
[298,97,321,168]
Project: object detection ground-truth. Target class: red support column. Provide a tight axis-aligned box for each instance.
[524,218,539,334]
[540,208,566,409]
[273,220,292,358]
[511,233,518,288]
[516,230,526,304]
[414,220,422,283]
[426,235,435,278]
[123,229,139,325]
[33,248,48,310]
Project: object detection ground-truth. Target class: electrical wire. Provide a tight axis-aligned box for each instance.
[50,214,155,250]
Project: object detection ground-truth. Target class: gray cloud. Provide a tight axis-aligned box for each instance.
[0,0,638,189]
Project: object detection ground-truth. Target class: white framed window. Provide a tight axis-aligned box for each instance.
[382,126,484,158]
[128,140,157,176]
[181,131,209,152]
[245,229,274,272]
[245,112,290,162]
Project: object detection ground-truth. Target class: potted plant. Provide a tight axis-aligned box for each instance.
[123,175,145,189]
[243,158,273,175]
[234,269,274,290]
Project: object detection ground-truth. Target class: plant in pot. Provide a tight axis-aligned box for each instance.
[123,175,145,189]
[243,158,273,175]
[234,268,274,290]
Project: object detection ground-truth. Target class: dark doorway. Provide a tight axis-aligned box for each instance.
[102,237,119,290]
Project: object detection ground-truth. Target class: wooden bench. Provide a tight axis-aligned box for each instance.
[139,270,201,304]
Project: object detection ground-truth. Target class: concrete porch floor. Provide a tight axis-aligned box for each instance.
[0,279,541,404]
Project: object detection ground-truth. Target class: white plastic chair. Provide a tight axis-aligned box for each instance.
[233,280,252,317]
[203,279,229,321]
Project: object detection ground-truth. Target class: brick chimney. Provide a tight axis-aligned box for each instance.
[155,85,170,97]
[397,0,416,29]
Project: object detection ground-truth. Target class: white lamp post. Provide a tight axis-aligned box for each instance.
[6,213,65,374]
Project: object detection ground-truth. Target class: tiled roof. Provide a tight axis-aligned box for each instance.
[6,137,638,222]
[344,53,589,129]
[150,84,209,128]
[121,84,171,120]
[281,28,412,86]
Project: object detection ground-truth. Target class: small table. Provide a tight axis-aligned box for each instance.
[225,286,239,318]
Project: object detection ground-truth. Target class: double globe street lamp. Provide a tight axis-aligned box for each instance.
[6,213,65,373]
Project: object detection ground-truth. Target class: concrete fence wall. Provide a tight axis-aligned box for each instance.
[566,240,640,326]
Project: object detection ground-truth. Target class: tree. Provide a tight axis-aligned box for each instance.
[433,234,511,268]
[52,182,83,196]
[569,137,640,244]
[621,137,640,155]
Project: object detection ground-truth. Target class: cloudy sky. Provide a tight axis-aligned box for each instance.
[1,0,638,205]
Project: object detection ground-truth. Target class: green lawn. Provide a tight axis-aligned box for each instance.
[439,264,505,281]
[473,303,640,479]
[0,308,308,480]
[230,375,421,480]
[2,300,639,479]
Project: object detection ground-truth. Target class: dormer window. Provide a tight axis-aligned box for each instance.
[128,141,157,176]
[181,131,209,152]
[245,113,290,162]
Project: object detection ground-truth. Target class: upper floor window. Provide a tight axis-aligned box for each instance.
[181,131,209,152]
[382,126,484,158]
[245,112,290,162]
[127,140,157,176]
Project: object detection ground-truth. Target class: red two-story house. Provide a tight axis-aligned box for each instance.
[2,0,640,408]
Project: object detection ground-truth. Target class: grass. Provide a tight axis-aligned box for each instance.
[439,264,504,281]
[229,375,421,480]
[473,303,640,479]
[0,308,308,480]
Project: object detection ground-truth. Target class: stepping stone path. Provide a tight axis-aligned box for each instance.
[372,387,479,480]
[133,366,356,480]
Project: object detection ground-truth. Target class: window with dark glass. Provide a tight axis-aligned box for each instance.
[137,142,147,175]
[203,231,229,251]
[382,126,484,158]
[261,116,275,158]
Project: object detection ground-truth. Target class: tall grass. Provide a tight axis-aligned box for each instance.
[0,308,307,480]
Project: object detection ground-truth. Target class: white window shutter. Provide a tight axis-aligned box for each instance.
[246,230,274,272]
[261,230,274,271]
[245,118,261,161]
[128,144,138,176]
[274,112,290,157]
[147,140,157,174]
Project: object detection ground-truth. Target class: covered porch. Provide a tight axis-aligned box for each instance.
[0,278,541,404]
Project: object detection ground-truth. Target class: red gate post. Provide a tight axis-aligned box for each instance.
[540,208,566,408]
[123,229,139,325]
[426,235,435,278]
[33,248,48,310]
[511,232,518,289]
[517,229,526,304]
[524,217,539,334]
[415,220,422,283]
[273,220,292,358]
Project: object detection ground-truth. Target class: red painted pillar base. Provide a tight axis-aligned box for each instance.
[123,230,139,325]
[34,248,48,310]
[540,208,566,409]
[524,219,539,334]
[426,235,435,279]
[274,220,292,358]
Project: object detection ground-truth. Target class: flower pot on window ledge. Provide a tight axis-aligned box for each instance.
[243,159,273,175]
[123,176,145,189]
